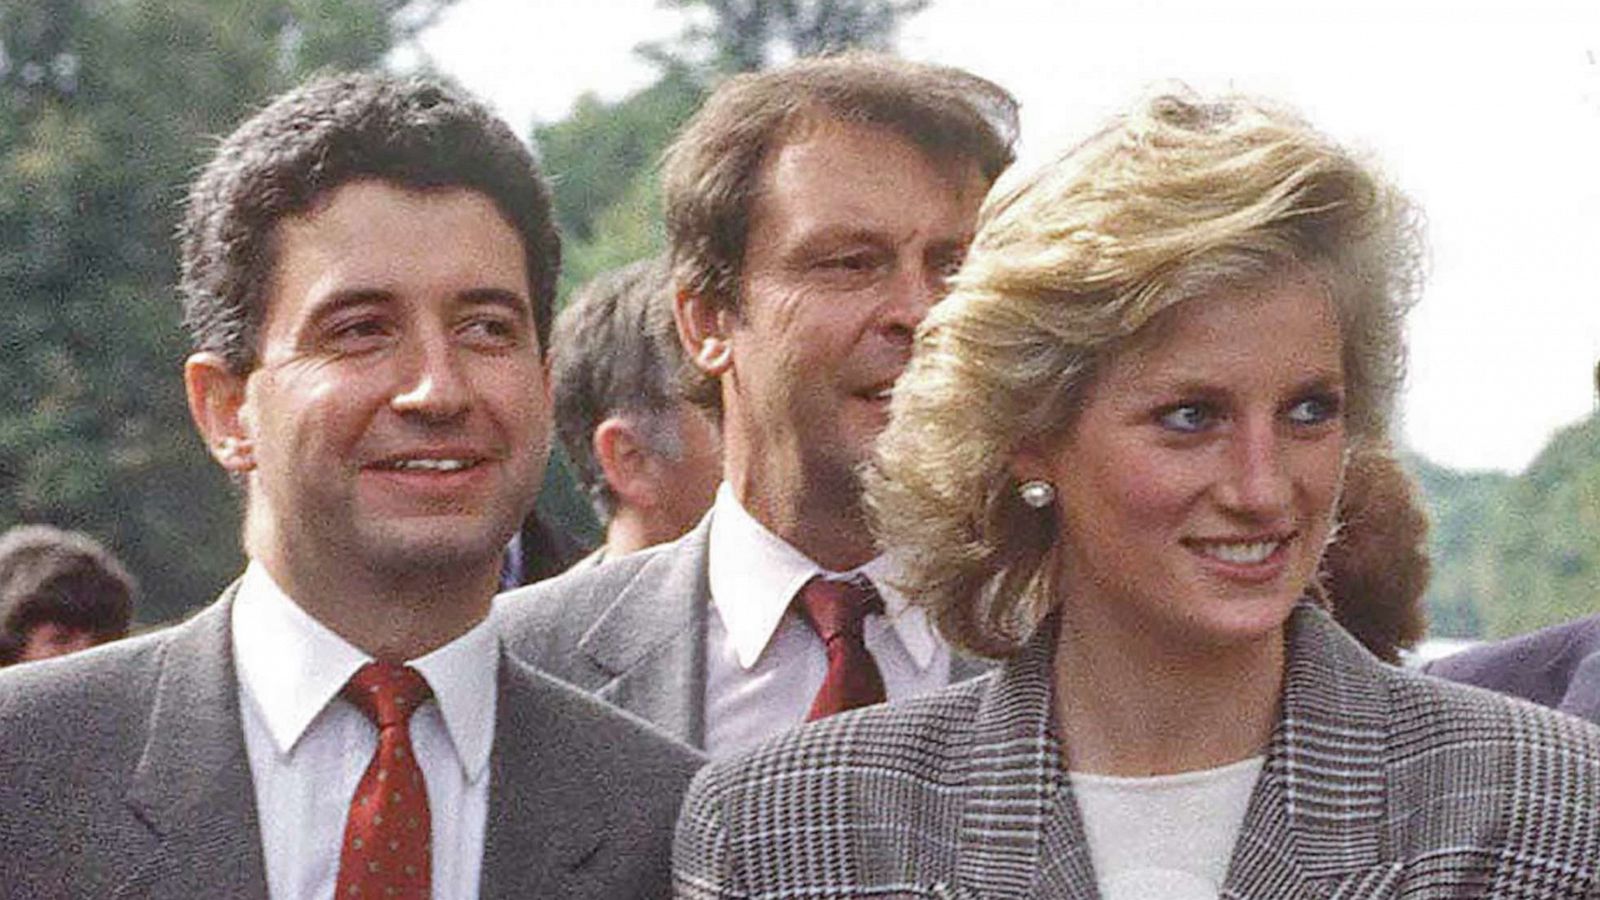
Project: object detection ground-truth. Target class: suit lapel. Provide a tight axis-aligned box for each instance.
[479,650,612,899]
[947,604,1401,900]
[577,518,711,747]
[1221,603,1399,898]
[947,621,1095,900]
[950,652,997,684]
[117,588,269,899]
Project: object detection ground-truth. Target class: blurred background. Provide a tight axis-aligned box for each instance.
[1,0,1595,643]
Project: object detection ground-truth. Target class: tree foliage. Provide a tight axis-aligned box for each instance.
[1,0,454,623]
[1412,410,1600,640]
[642,0,930,75]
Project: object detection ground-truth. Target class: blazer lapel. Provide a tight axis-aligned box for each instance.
[1222,603,1400,899]
[950,651,998,684]
[577,518,711,747]
[479,651,612,899]
[948,621,1096,900]
[117,588,269,899]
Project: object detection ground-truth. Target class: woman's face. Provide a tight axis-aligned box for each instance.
[1018,271,1346,652]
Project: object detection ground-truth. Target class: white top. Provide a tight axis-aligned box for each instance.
[1072,755,1266,900]
[232,562,497,900]
[702,483,951,757]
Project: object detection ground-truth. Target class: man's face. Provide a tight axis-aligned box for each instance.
[715,118,987,507]
[197,180,551,588]
[17,621,104,663]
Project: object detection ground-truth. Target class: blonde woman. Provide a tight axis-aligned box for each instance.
[674,92,1600,899]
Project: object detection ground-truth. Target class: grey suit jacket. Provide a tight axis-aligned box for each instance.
[499,515,992,751]
[0,587,702,899]
[675,603,1600,899]
[1426,613,1600,724]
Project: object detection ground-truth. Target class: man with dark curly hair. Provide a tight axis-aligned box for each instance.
[0,72,698,899]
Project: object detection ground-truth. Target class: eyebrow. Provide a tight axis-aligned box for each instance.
[456,287,533,318]
[785,226,889,259]
[301,289,395,330]
[299,285,532,333]
[1139,371,1346,398]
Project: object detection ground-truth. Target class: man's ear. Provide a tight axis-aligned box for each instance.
[593,416,658,510]
[184,352,256,473]
[674,287,733,377]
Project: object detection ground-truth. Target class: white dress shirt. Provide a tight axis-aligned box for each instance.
[232,562,496,900]
[703,483,952,757]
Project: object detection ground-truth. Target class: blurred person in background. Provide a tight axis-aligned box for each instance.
[675,91,1600,898]
[549,256,721,570]
[0,524,136,666]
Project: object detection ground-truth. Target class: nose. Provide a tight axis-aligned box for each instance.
[1217,419,1292,519]
[391,330,471,420]
[878,260,942,345]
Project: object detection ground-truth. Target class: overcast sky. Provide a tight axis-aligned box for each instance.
[414,0,1600,474]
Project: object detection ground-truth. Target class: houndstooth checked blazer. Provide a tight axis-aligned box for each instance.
[674,602,1600,899]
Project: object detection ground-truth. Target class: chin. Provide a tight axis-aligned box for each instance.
[361,522,508,580]
[1184,594,1301,649]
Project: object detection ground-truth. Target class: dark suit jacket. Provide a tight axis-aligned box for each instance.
[676,603,1600,899]
[499,515,992,751]
[0,587,702,899]
[1426,613,1600,724]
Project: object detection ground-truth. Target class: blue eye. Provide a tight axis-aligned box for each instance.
[1158,403,1214,433]
[1287,393,1341,426]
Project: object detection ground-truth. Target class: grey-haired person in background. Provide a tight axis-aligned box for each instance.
[550,256,721,570]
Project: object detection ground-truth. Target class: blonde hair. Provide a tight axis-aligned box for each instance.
[867,90,1424,658]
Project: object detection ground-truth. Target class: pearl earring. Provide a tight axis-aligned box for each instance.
[1018,480,1056,508]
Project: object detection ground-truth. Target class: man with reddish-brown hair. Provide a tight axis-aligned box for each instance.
[504,53,1017,757]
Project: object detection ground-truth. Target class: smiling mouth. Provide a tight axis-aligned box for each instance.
[1185,535,1292,565]
[371,456,484,473]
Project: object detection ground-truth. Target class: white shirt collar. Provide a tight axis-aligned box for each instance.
[705,482,939,671]
[231,561,498,783]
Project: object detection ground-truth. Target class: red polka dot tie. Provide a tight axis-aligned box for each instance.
[795,575,887,721]
[335,662,432,899]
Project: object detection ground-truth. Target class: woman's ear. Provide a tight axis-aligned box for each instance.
[1008,442,1054,486]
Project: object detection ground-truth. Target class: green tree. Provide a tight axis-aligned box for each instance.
[1408,454,1508,638]
[1409,408,1600,641]
[1,0,454,624]
[1479,413,1600,637]
[643,0,930,74]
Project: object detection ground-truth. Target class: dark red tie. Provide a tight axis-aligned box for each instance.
[795,575,887,720]
[336,662,433,899]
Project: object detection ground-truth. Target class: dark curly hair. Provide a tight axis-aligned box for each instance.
[179,71,560,373]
